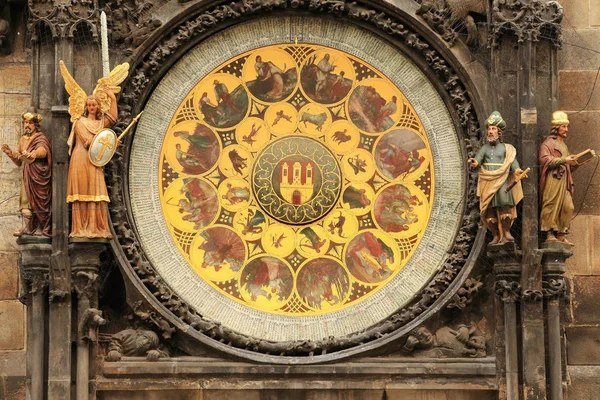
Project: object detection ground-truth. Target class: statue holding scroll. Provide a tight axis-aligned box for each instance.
[59,61,129,239]
[468,111,526,245]
[539,111,594,245]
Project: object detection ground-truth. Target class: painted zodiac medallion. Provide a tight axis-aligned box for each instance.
[252,136,341,224]
[156,43,435,317]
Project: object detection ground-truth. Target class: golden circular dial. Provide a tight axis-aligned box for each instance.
[158,43,434,316]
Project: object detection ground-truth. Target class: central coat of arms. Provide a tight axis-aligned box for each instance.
[253,136,341,224]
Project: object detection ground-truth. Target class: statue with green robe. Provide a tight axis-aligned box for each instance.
[468,111,525,245]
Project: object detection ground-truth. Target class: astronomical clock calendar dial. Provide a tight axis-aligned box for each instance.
[130,18,465,343]
[158,44,433,315]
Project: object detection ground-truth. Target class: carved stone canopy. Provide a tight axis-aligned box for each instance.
[106,0,485,363]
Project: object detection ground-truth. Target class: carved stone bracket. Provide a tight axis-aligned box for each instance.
[105,0,484,358]
[70,242,106,297]
[490,0,564,48]
[18,243,52,304]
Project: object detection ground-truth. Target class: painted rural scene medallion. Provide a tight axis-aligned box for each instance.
[158,44,435,316]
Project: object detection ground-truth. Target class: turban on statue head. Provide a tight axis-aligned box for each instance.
[486,111,506,131]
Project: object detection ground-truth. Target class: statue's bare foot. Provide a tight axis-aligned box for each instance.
[503,234,515,242]
[557,234,574,246]
[545,232,558,242]
[489,236,501,245]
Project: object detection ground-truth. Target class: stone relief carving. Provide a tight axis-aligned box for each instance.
[447,276,483,310]
[101,0,162,54]
[416,0,487,47]
[105,328,169,361]
[28,0,98,40]
[106,0,483,357]
[400,322,486,358]
[131,300,176,340]
[490,0,563,47]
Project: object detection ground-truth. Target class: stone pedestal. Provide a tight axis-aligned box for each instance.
[542,242,572,400]
[71,242,107,400]
[19,243,51,400]
[489,243,521,400]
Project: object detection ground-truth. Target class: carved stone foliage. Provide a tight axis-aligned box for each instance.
[101,0,161,54]
[415,0,487,47]
[18,269,48,304]
[400,322,486,358]
[542,278,567,300]
[522,289,543,302]
[490,0,563,48]
[105,327,169,361]
[28,0,99,40]
[447,276,483,310]
[107,0,483,359]
[494,279,520,303]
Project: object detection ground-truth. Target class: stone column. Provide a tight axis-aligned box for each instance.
[19,244,51,400]
[71,243,107,400]
[490,1,564,398]
[542,243,572,400]
[490,245,521,400]
[27,1,101,398]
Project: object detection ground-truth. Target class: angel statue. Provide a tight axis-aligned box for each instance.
[59,60,129,239]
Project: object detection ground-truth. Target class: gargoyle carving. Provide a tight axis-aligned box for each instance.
[78,308,106,342]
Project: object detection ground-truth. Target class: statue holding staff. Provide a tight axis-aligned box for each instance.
[468,111,526,245]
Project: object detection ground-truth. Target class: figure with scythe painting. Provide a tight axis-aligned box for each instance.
[468,111,527,245]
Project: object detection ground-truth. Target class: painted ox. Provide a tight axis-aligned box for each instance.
[300,112,327,132]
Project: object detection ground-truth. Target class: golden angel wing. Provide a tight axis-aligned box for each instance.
[59,60,87,123]
[93,63,130,114]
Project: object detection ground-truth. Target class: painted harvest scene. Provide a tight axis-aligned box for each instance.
[159,44,434,315]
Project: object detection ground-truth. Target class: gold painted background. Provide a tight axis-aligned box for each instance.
[158,44,434,315]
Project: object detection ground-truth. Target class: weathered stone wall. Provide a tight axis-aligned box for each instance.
[0,14,29,400]
[561,1,600,399]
